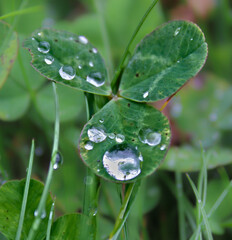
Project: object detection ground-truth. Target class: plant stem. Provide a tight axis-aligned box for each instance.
[27,82,60,240]
[46,200,55,240]
[94,0,114,80]
[175,172,186,240]
[15,140,35,240]
[111,0,159,93]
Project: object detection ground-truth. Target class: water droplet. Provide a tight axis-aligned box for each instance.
[38,41,50,54]
[99,119,104,123]
[53,152,63,170]
[116,134,125,143]
[174,27,181,36]
[59,65,76,80]
[92,48,98,54]
[84,176,93,185]
[103,144,142,181]
[190,38,193,41]
[85,141,94,150]
[143,91,149,98]
[78,35,88,44]
[86,72,105,87]
[32,37,35,40]
[89,208,98,216]
[177,60,180,63]
[160,144,166,151]
[38,32,42,36]
[89,61,94,67]
[44,56,54,65]
[34,209,46,219]
[97,168,100,172]
[78,65,82,69]
[88,127,107,143]
[108,133,116,139]
[138,128,161,146]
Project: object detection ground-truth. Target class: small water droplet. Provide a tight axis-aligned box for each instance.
[53,152,63,170]
[59,65,76,80]
[89,208,98,216]
[78,35,88,44]
[177,60,180,63]
[84,176,93,185]
[89,61,94,67]
[32,37,35,40]
[99,119,104,123]
[78,65,82,69]
[34,209,46,219]
[38,41,50,54]
[85,141,94,150]
[38,32,42,36]
[160,144,166,151]
[103,144,142,181]
[190,38,193,41]
[108,133,116,139]
[143,91,149,98]
[92,48,98,54]
[138,128,161,146]
[44,56,54,65]
[88,127,107,143]
[86,72,105,87]
[116,134,125,143]
[174,27,181,36]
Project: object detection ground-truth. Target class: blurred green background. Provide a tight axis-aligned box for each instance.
[0,0,232,239]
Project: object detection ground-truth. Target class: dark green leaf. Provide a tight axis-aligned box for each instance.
[79,98,171,182]
[119,20,208,102]
[50,213,95,240]
[23,29,111,96]
[0,179,53,240]
[0,21,18,89]
[0,77,30,121]
[35,83,85,122]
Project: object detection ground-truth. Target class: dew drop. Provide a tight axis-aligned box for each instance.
[97,168,100,172]
[59,65,76,80]
[44,56,54,65]
[78,65,82,69]
[190,38,193,41]
[89,61,94,67]
[86,72,105,87]
[92,48,98,54]
[38,32,42,36]
[174,27,181,36]
[103,144,142,181]
[87,127,107,143]
[89,208,98,216]
[34,209,46,219]
[99,119,104,123]
[143,91,149,98]
[116,134,125,143]
[78,35,88,44]
[53,152,63,170]
[138,128,161,146]
[38,41,50,54]
[177,60,180,63]
[160,144,166,151]
[85,141,94,150]
[108,133,115,139]
[32,37,35,40]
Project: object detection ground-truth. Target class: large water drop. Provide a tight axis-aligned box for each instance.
[103,144,142,181]
[38,41,50,54]
[59,65,76,80]
[138,128,161,146]
[53,152,63,170]
[44,56,54,65]
[87,127,107,143]
[86,72,105,87]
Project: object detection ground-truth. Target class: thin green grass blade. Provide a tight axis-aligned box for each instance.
[15,140,35,240]
[186,174,213,240]
[0,6,43,20]
[46,200,55,240]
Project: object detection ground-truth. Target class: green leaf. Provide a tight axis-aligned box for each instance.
[50,213,95,240]
[0,77,30,121]
[79,98,171,183]
[0,179,53,240]
[23,29,111,96]
[119,20,208,102]
[0,21,18,89]
[35,83,85,123]
[161,146,232,172]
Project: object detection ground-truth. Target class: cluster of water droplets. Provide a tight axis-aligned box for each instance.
[34,209,46,219]
[102,144,143,181]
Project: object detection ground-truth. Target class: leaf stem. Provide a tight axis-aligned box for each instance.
[27,82,60,240]
[15,140,35,240]
[175,172,186,240]
[111,0,159,93]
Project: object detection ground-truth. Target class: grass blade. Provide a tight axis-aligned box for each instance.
[46,200,55,240]
[186,174,213,240]
[15,140,35,240]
